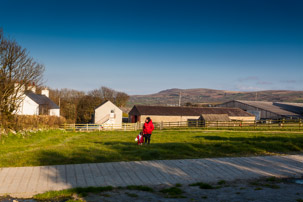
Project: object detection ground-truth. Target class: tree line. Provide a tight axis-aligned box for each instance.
[49,86,129,123]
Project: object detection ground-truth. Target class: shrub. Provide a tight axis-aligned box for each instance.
[14,115,66,131]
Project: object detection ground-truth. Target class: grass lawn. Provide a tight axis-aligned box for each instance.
[0,129,303,167]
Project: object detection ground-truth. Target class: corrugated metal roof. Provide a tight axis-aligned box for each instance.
[129,105,254,117]
[235,100,303,117]
[26,92,59,109]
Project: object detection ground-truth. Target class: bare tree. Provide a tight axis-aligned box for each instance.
[101,86,115,102]
[49,88,85,123]
[115,92,130,107]
[88,86,129,107]
[0,29,45,129]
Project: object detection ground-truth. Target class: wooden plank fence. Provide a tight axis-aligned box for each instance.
[62,123,141,132]
[61,119,302,132]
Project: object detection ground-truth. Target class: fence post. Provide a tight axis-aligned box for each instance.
[86,124,88,132]
[299,119,302,131]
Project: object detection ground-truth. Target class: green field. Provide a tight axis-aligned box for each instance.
[0,129,303,167]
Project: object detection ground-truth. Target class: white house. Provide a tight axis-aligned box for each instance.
[94,100,122,128]
[16,88,60,117]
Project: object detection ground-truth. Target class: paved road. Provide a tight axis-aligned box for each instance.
[0,154,302,197]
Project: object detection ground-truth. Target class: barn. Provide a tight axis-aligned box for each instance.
[128,105,255,123]
[198,114,231,127]
[217,100,303,120]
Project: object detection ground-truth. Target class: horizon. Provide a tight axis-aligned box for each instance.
[133,87,303,96]
[1,0,302,95]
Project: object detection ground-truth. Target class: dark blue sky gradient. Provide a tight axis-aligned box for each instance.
[1,0,302,94]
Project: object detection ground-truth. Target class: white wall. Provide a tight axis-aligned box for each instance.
[94,101,122,127]
[49,109,60,117]
[16,96,39,115]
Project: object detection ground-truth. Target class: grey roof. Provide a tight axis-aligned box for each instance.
[26,91,60,109]
[235,100,303,117]
[129,105,254,117]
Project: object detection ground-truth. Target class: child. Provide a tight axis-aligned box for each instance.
[135,132,144,145]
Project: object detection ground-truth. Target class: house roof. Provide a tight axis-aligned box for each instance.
[199,114,231,122]
[26,91,59,109]
[234,100,303,117]
[94,100,122,111]
[94,100,111,110]
[129,105,254,117]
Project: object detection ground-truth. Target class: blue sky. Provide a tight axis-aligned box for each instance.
[1,0,302,94]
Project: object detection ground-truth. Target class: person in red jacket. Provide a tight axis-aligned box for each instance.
[143,117,154,144]
[136,132,144,145]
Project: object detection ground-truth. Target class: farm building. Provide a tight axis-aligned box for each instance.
[94,100,122,127]
[17,88,60,117]
[128,105,255,123]
[217,100,303,120]
[199,114,231,122]
[198,114,231,127]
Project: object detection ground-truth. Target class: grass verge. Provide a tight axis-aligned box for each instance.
[189,182,214,189]
[160,186,186,198]
[126,185,154,192]
[33,186,113,200]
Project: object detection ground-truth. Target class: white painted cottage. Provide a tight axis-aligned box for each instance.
[17,88,60,117]
[94,100,122,128]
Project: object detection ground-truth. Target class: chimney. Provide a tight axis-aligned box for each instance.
[41,89,49,97]
[27,82,36,93]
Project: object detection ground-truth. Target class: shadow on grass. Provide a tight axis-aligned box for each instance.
[196,135,303,142]
[33,134,303,166]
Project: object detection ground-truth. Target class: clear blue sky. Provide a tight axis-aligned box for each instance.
[1,0,302,94]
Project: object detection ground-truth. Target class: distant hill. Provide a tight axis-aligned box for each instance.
[128,88,303,106]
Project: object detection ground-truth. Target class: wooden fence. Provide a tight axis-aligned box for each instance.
[61,119,302,132]
[62,123,141,132]
[156,119,302,130]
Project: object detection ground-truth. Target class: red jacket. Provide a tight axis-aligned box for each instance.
[137,134,144,144]
[143,120,154,134]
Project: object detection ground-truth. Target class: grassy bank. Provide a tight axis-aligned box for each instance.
[0,129,303,167]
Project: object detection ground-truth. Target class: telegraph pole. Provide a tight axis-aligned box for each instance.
[178,91,182,106]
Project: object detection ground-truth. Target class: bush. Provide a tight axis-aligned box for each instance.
[14,115,66,131]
